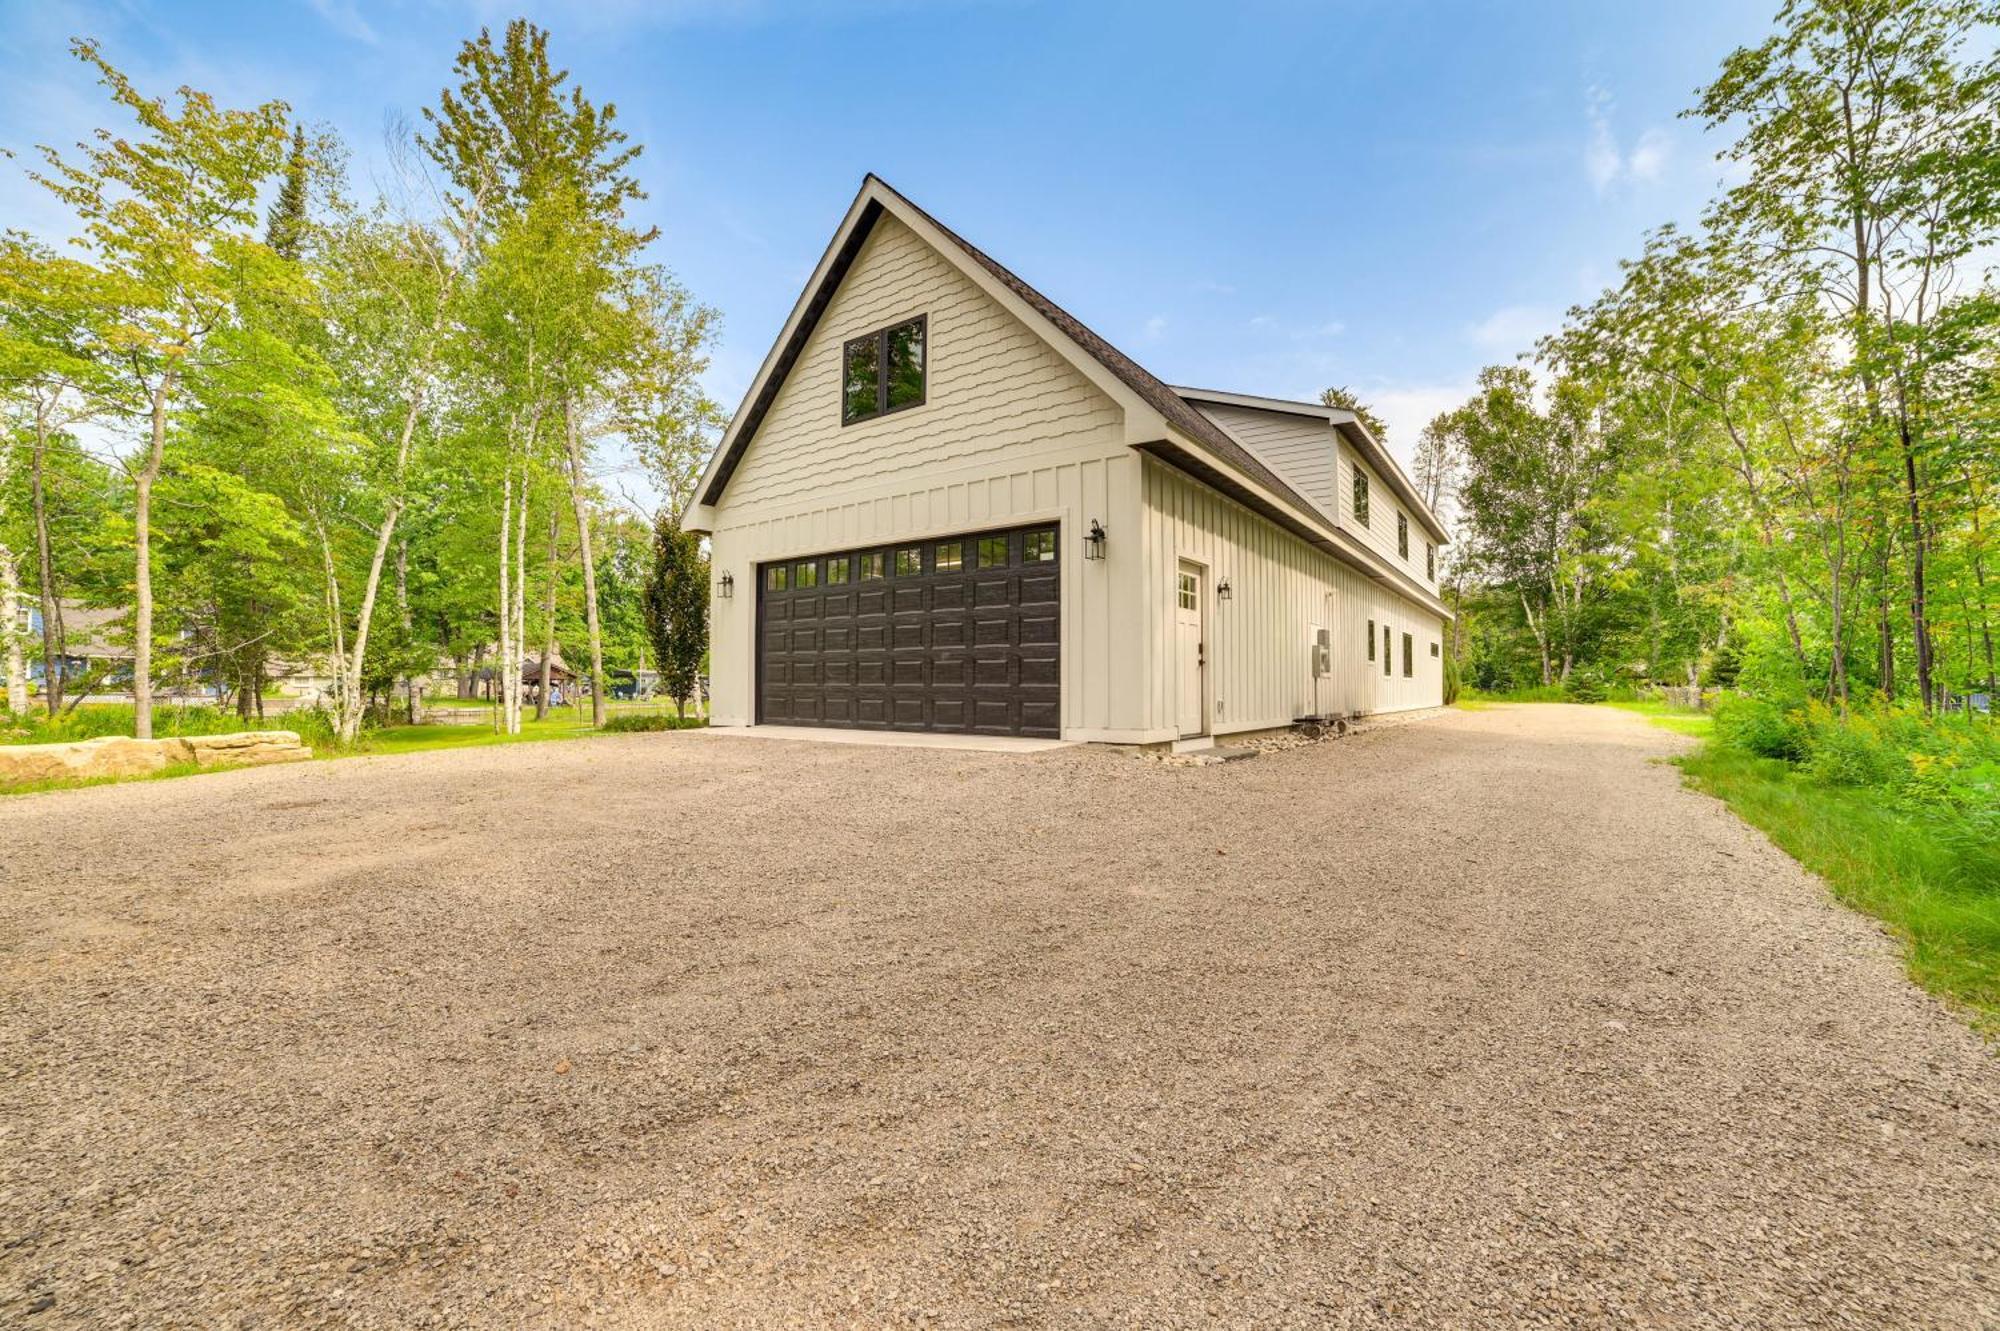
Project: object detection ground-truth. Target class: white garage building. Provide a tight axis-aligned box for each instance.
[684,176,1450,745]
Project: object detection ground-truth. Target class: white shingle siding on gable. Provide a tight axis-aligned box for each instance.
[726,217,1124,508]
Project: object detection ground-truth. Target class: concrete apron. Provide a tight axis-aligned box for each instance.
[709,725,1076,755]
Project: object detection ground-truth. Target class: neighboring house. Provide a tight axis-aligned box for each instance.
[11,601,135,690]
[685,176,1451,743]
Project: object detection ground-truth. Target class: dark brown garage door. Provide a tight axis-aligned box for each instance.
[758,524,1061,737]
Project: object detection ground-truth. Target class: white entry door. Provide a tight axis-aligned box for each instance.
[1175,561,1206,738]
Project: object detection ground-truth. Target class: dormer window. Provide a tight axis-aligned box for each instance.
[1351,469,1369,525]
[842,315,927,425]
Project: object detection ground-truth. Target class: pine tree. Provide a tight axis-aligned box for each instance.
[266,125,310,260]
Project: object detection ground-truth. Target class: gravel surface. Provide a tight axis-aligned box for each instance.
[2,704,1995,1329]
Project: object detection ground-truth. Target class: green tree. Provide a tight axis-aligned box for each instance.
[642,508,706,719]
[27,41,288,737]
[1319,385,1389,444]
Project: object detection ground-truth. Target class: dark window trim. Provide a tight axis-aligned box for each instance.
[841,313,928,426]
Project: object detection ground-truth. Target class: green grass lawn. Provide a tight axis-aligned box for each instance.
[1677,744,2000,1033]
[1609,698,1716,739]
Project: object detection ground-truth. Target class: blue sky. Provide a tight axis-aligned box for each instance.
[0,0,1775,473]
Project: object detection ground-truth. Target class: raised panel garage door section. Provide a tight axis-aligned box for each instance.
[758,523,1060,737]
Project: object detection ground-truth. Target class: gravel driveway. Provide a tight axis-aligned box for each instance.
[2,705,1995,1328]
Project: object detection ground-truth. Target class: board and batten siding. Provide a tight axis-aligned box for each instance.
[705,213,1150,737]
[1141,456,1444,734]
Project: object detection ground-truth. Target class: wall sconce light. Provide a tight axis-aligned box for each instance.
[717,572,735,599]
[1084,519,1108,561]
[1217,577,1233,602]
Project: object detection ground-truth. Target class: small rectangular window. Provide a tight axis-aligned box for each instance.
[1352,470,1370,525]
[1366,619,1376,660]
[885,318,926,411]
[841,315,926,425]
[1426,543,1435,580]
[859,552,885,580]
[1402,632,1414,677]
[936,541,963,572]
[766,565,788,592]
[1177,572,1198,610]
[1383,626,1391,676]
[794,561,818,588]
[895,547,923,576]
[826,557,850,585]
[1023,529,1056,562]
[841,336,879,424]
[978,535,1008,568]
[1430,641,1440,658]
[1398,512,1409,559]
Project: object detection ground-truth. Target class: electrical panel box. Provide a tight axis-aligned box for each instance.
[1312,627,1331,678]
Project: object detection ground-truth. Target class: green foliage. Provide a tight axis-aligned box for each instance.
[641,509,707,716]
[1317,385,1389,444]
[1561,672,1607,704]
[1441,650,1461,705]
[601,712,705,733]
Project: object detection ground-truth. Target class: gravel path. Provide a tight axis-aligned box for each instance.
[2,705,1995,1328]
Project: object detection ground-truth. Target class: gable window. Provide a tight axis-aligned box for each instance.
[1366,619,1376,661]
[1397,512,1409,559]
[1426,543,1436,581]
[1402,632,1414,677]
[1352,470,1370,525]
[841,315,927,425]
[1382,625,1391,676]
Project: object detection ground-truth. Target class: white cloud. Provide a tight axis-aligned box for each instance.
[1142,314,1168,339]
[1465,304,1557,354]
[1585,86,1671,195]
[305,0,379,44]
[1369,381,1475,465]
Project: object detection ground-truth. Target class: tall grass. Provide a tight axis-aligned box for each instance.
[1684,696,1999,1031]
[0,703,336,748]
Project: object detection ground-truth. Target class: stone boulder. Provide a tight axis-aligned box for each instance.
[182,731,312,768]
[0,730,312,788]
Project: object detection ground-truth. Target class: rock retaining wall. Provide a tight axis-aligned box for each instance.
[0,731,313,787]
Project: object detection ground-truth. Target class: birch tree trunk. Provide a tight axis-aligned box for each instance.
[564,398,608,728]
[1,546,26,716]
[536,509,557,722]
[30,416,65,717]
[498,465,516,735]
[132,373,175,740]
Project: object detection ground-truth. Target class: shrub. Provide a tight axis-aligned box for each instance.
[1801,718,1895,786]
[602,713,706,733]
[1714,695,1809,762]
[1442,652,1461,705]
